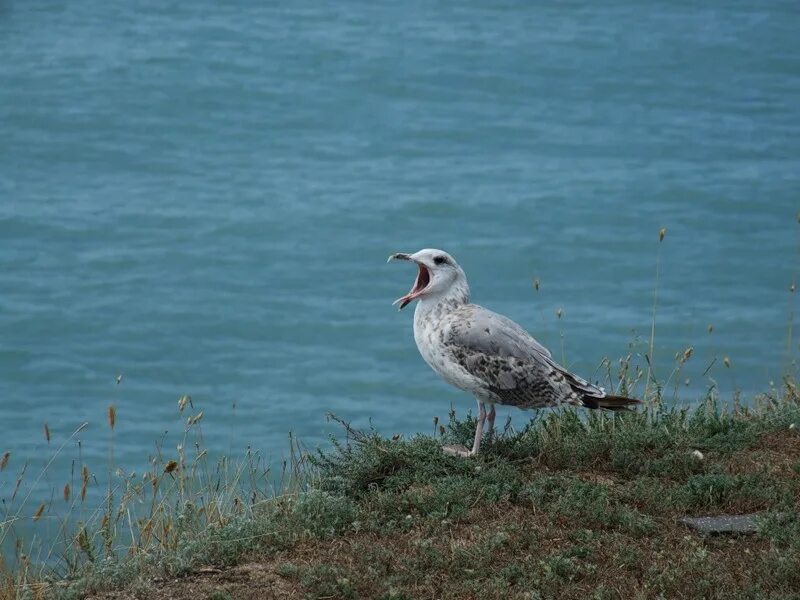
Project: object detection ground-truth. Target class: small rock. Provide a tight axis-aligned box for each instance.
[691,450,705,460]
[679,514,761,535]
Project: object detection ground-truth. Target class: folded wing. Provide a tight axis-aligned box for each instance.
[445,304,622,409]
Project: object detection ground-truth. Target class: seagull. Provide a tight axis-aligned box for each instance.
[388,248,639,457]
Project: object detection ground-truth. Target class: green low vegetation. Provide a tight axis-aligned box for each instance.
[2,380,799,599]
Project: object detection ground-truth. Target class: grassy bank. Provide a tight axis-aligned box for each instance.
[3,382,799,600]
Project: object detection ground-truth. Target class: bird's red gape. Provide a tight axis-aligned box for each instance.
[395,263,430,309]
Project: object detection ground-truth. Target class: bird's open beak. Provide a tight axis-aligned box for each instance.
[388,252,431,310]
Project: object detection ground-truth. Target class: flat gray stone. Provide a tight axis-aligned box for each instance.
[679,514,761,534]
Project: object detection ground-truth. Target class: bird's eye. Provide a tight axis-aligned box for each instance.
[433,255,448,265]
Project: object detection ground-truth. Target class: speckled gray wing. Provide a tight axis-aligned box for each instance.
[445,305,552,360]
[443,304,605,409]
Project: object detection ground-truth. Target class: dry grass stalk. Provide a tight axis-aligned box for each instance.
[32,504,45,522]
[81,465,89,501]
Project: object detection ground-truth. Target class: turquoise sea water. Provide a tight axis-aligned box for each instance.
[1,2,798,528]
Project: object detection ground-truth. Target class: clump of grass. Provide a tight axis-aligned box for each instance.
[299,564,357,599]
[0,394,312,600]
[520,476,655,535]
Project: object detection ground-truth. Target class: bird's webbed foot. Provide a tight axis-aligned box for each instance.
[441,444,474,458]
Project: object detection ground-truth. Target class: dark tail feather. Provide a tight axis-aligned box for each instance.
[582,394,640,411]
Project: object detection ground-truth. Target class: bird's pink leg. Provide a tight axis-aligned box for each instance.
[486,404,496,436]
[470,402,487,455]
[442,400,486,458]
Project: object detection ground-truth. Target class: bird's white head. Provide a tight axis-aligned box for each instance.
[388,248,470,310]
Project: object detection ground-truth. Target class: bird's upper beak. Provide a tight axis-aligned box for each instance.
[388,252,431,310]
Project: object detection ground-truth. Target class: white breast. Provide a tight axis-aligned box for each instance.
[413,304,486,395]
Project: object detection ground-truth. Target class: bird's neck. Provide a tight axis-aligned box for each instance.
[414,279,470,322]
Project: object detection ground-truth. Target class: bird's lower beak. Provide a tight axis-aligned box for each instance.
[388,253,430,310]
